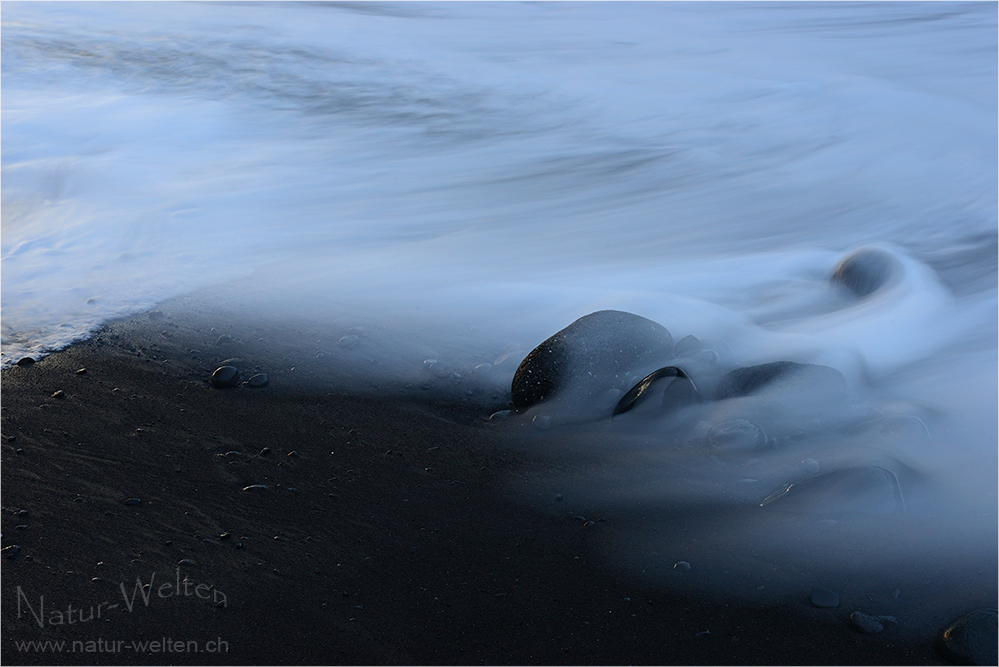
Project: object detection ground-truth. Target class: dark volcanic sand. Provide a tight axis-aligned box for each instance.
[0,307,972,665]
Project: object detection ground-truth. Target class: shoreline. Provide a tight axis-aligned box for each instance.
[0,307,980,665]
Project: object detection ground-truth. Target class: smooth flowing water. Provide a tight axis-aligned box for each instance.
[3,0,996,638]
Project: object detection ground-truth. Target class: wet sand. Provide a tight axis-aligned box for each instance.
[0,306,965,665]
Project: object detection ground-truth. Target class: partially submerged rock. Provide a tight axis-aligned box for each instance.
[937,609,998,666]
[511,310,673,410]
[613,366,698,416]
[760,465,905,516]
[831,247,902,297]
[707,419,768,455]
[715,361,847,405]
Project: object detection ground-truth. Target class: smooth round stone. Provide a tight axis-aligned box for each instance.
[487,410,511,422]
[831,248,901,297]
[511,310,673,409]
[708,420,767,454]
[246,373,269,388]
[673,334,701,357]
[850,611,884,634]
[871,415,931,446]
[810,587,839,608]
[17,357,35,367]
[211,366,240,388]
[715,361,848,405]
[937,609,998,666]
[801,458,821,474]
[123,497,141,506]
[338,334,361,349]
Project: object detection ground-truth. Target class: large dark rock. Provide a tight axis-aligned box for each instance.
[937,609,998,666]
[831,248,901,297]
[715,361,848,405]
[511,310,673,409]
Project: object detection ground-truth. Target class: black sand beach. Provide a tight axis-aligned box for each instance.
[0,305,987,665]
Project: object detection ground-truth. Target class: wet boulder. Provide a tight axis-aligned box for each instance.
[937,609,998,666]
[715,361,848,406]
[511,310,673,411]
[831,248,902,297]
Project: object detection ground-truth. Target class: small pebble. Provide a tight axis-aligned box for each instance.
[674,561,691,572]
[810,587,839,608]
[532,414,552,430]
[673,334,702,356]
[260,447,272,456]
[123,497,141,506]
[850,611,884,634]
[242,484,268,493]
[178,558,194,566]
[211,366,240,388]
[17,357,34,366]
[216,334,233,345]
[51,390,65,399]
[487,410,511,422]
[708,420,767,454]
[338,335,361,349]
[246,373,269,388]
[75,368,87,375]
